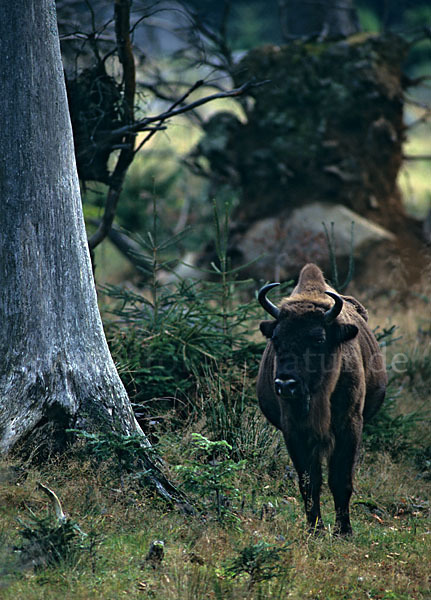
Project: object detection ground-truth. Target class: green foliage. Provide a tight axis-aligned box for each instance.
[373,324,401,346]
[116,153,183,234]
[68,429,157,473]
[415,445,431,480]
[15,510,88,570]
[104,203,272,460]
[357,6,381,32]
[364,325,429,457]
[404,5,431,75]
[364,325,408,453]
[363,395,422,457]
[175,433,246,523]
[400,337,431,387]
[106,274,264,415]
[200,361,282,462]
[83,152,183,232]
[228,2,281,50]
[222,540,291,587]
[82,146,210,258]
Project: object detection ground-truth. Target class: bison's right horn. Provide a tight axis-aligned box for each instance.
[324,291,343,323]
[258,283,280,319]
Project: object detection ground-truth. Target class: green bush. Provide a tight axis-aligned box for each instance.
[222,540,291,587]
[104,204,287,461]
[174,433,246,523]
[105,274,265,417]
[364,325,429,458]
[15,510,88,570]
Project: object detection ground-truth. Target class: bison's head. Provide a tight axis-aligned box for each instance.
[258,281,358,420]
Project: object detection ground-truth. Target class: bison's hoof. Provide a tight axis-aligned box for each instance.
[333,523,353,537]
[308,520,325,536]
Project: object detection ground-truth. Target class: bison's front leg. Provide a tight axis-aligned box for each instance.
[285,432,324,533]
[328,422,362,536]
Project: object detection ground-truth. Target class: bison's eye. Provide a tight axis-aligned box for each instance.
[308,328,326,346]
[308,337,325,348]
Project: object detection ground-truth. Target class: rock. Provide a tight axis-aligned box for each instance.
[234,202,396,281]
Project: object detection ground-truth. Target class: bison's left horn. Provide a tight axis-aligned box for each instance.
[324,291,343,323]
[258,283,280,319]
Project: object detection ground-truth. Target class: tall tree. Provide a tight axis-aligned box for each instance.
[0,0,162,474]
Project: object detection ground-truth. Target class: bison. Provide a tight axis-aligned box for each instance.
[257,263,386,535]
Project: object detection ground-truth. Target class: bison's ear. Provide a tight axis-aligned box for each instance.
[260,320,277,339]
[336,323,358,344]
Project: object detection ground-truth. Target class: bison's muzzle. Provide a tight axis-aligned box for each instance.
[275,376,311,418]
[274,377,298,397]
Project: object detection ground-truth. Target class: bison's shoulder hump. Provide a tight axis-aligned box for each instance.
[342,296,369,321]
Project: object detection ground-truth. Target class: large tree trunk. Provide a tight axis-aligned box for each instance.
[0,1,148,462]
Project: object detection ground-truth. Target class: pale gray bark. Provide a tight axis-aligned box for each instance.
[0,0,142,457]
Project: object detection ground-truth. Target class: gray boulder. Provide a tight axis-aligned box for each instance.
[235,202,396,281]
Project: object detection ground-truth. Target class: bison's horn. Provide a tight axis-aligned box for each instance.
[324,291,343,323]
[258,283,280,319]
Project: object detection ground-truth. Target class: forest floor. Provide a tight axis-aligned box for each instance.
[0,292,430,600]
[0,428,429,599]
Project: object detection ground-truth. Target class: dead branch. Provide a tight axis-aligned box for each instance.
[84,1,265,257]
[109,79,266,140]
[37,483,67,523]
[403,155,431,161]
[134,78,205,154]
[89,0,136,252]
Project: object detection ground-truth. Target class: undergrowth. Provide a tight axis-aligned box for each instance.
[103,204,429,471]
[104,204,290,461]
[1,207,430,599]
[0,436,430,599]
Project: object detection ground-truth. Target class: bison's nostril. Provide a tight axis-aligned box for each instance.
[275,378,299,396]
[285,379,298,391]
[275,379,282,395]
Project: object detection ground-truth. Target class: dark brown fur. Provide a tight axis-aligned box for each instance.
[257,264,386,535]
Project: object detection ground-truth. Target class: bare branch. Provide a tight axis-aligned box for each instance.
[110,80,267,140]
[81,1,265,258]
[406,111,431,130]
[134,79,205,154]
[405,97,431,110]
[403,154,431,161]
[89,0,136,253]
[38,483,67,523]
